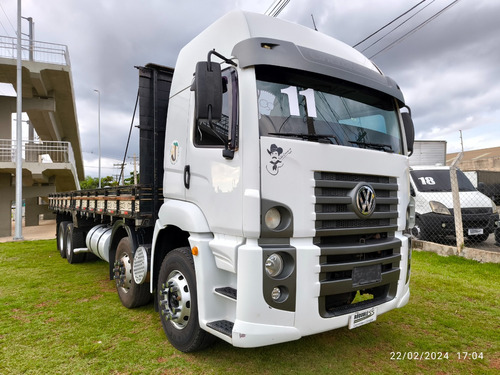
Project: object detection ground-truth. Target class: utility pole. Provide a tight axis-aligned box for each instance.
[113,163,126,185]
[14,0,23,240]
[131,153,138,185]
[459,130,464,152]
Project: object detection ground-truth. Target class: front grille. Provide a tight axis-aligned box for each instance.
[314,171,402,317]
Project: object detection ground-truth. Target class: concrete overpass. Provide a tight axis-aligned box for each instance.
[0,36,84,237]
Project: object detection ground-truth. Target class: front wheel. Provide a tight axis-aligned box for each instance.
[157,247,215,352]
[113,237,151,309]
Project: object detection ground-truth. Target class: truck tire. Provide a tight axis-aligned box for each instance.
[66,223,86,264]
[157,247,215,352]
[113,237,150,309]
[57,221,71,258]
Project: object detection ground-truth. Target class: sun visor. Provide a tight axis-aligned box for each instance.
[232,37,405,105]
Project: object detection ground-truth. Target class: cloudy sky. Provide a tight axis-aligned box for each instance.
[1,0,499,178]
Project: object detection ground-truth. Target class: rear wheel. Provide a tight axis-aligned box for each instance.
[113,237,150,308]
[66,223,86,264]
[157,247,215,352]
[57,221,71,258]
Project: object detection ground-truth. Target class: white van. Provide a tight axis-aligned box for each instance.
[410,166,499,242]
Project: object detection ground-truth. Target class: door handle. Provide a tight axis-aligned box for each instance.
[184,165,191,189]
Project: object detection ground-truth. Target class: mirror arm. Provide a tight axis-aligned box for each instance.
[208,49,237,68]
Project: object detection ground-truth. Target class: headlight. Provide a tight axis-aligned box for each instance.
[265,207,281,230]
[429,201,451,215]
[265,253,284,277]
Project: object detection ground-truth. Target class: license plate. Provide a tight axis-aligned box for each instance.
[352,264,382,287]
[349,307,377,329]
[468,228,483,235]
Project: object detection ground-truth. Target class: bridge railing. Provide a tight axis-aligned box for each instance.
[0,36,70,66]
[0,139,76,167]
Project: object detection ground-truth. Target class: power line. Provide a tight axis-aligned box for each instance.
[353,0,427,48]
[265,0,290,17]
[369,0,460,59]
[0,3,16,36]
[359,0,437,54]
[0,19,10,36]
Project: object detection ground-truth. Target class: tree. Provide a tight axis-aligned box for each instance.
[79,175,120,189]
[124,171,139,185]
[80,176,99,189]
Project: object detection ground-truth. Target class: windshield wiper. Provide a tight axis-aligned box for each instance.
[349,140,394,153]
[268,132,339,145]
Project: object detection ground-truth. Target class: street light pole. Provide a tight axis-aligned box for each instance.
[94,89,101,188]
[14,0,23,240]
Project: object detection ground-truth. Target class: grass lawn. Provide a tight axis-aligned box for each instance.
[0,239,498,374]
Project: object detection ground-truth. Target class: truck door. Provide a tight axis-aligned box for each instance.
[163,88,191,201]
[185,67,243,235]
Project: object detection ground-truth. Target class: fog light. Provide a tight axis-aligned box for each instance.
[271,287,282,301]
[265,207,281,230]
[441,223,446,228]
[265,253,284,277]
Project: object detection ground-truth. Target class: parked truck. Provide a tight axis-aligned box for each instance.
[463,170,500,205]
[409,140,447,167]
[410,165,499,242]
[49,10,415,352]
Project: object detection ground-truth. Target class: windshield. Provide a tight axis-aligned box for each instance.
[410,169,476,192]
[256,67,403,153]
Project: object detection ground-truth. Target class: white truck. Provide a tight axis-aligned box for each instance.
[409,140,447,167]
[49,10,415,352]
[410,165,499,242]
[463,170,500,205]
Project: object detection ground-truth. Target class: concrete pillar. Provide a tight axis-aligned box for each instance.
[24,197,40,226]
[0,97,14,139]
[0,173,13,237]
[23,185,56,226]
[25,196,54,226]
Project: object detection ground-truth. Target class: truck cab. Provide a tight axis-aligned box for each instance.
[151,11,415,351]
[50,10,416,352]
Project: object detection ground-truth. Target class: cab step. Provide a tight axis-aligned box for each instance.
[207,320,234,337]
[214,286,237,300]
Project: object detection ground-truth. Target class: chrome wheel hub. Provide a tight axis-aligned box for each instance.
[113,253,132,292]
[160,270,191,329]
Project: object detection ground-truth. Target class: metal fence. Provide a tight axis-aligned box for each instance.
[0,139,76,166]
[410,156,500,251]
[0,35,70,66]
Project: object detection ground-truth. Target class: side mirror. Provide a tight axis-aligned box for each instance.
[401,111,415,156]
[193,61,223,123]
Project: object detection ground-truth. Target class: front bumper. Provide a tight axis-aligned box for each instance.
[416,212,498,238]
[230,235,411,348]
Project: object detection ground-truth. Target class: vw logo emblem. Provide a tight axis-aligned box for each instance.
[355,185,376,217]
